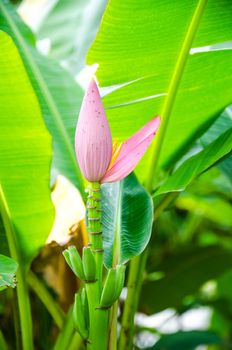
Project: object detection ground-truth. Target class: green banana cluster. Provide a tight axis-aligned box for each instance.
[73,289,89,339]
[63,245,126,342]
[100,265,126,308]
[63,246,96,282]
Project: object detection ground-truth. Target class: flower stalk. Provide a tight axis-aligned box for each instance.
[87,182,103,290]
[85,182,110,350]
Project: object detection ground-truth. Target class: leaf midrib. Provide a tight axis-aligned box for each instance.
[0,2,84,195]
[145,0,209,191]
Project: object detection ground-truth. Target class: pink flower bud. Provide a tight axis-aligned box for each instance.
[75,79,160,183]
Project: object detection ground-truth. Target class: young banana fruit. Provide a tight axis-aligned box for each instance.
[82,246,97,281]
[73,290,89,340]
[99,265,126,308]
[62,246,85,280]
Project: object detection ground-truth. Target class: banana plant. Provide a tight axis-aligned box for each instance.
[0,0,232,349]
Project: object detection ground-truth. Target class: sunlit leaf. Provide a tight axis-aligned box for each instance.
[36,0,107,72]
[0,31,54,265]
[0,1,85,195]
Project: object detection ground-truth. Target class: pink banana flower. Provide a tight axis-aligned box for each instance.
[75,79,160,183]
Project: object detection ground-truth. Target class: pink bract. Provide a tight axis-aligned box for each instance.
[75,79,160,183]
[101,117,160,183]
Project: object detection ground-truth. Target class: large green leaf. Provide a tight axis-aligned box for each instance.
[155,128,232,196]
[36,0,107,72]
[149,331,221,350]
[141,246,232,313]
[87,0,232,185]
[101,174,153,267]
[0,31,54,265]
[0,1,85,195]
[0,254,18,289]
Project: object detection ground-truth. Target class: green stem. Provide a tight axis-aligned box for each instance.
[27,270,65,329]
[85,282,99,348]
[87,309,108,350]
[118,252,147,350]
[108,302,118,350]
[154,192,178,220]
[92,309,108,350]
[119,2,208,347]
[53,307,83,350]
[85,283,109,350]
[0,329,8,350]
[12,289,21,350]
[12,267,32,350]
[146,0,209,192]
[69,332,85,350]
[0,186,33,350]
[85,182,109,350]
